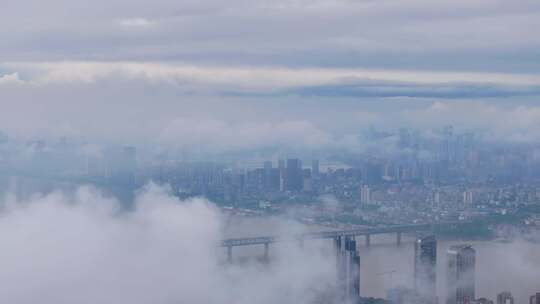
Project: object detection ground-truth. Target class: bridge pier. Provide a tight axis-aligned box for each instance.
[365,234,371,247]
[334,236,343,251]
[397,232,402,246]
[227,245,232,263]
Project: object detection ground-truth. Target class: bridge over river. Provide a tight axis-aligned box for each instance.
[220,221,470,262]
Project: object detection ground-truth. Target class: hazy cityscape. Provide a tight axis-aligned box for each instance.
[2,126,540,229]
[0,125,539,304]
[1,0,540,303]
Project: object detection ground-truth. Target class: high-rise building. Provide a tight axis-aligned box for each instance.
[414,235,437,302]
[447,245,476,304]
[285,158,303,192]
[278,159,285,171]
[496,292,514,304]
[360,185,371,206]
[530,293,540,304]
[433,191,441,206]
[311,159,320,193]
[302,168,312,192]
[278,159,286,192]
[463,190,474,205]
[269,168,281,191]
[335,236,360,302]
[312,159,320,177]
[263,161,273,190]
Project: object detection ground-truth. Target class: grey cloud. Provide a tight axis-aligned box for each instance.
[1,62,540,153]
[2,0,540,73]
[3,62,539,92]
[284,80,540,99]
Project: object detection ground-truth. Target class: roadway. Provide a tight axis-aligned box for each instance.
[220,221,466,247]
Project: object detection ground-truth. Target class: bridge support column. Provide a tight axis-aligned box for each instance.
[397,232,402,246]
[227,246,232,263]
[263,242,269,262]
[334,236,342,251]
[365,234,371,247]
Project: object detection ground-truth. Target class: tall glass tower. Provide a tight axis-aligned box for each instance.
[447,245,476,304]
[414,235,437,302]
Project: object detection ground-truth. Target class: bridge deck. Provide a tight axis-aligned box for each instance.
[219,222,455,247]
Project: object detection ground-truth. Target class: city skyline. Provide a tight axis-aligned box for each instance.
[1,0,540,303]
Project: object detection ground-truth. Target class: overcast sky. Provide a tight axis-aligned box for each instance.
[1,0,539,151]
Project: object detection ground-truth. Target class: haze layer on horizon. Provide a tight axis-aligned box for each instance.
[1,0,539,155]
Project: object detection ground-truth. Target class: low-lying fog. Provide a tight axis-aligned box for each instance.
[0,184,538,304]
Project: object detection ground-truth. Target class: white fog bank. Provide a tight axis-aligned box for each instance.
[0,184,334,304]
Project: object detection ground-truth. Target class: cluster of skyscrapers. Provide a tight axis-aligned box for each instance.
[386,237,538,304]
[388,236,477,304]
[330,234,479,304]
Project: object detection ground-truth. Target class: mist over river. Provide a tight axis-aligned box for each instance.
[359,234,540,303]
[225,216,540,303]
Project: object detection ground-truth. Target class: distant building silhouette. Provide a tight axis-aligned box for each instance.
[312,159,320,177]
[471,298,493,304]
[335,236,360,302]
[360,185,371,206]
[496,292,514,304]
[447,244,475,304]
[414,235,437,303]
[285,158,302,191]
[463,190,474,205]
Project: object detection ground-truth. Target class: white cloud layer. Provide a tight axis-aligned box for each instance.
[0,185,539,303]
[2,61,540,90]
[0,72,22,85]
[0,66,539,152]
[0,184,334,304]
[118,18,157,28]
